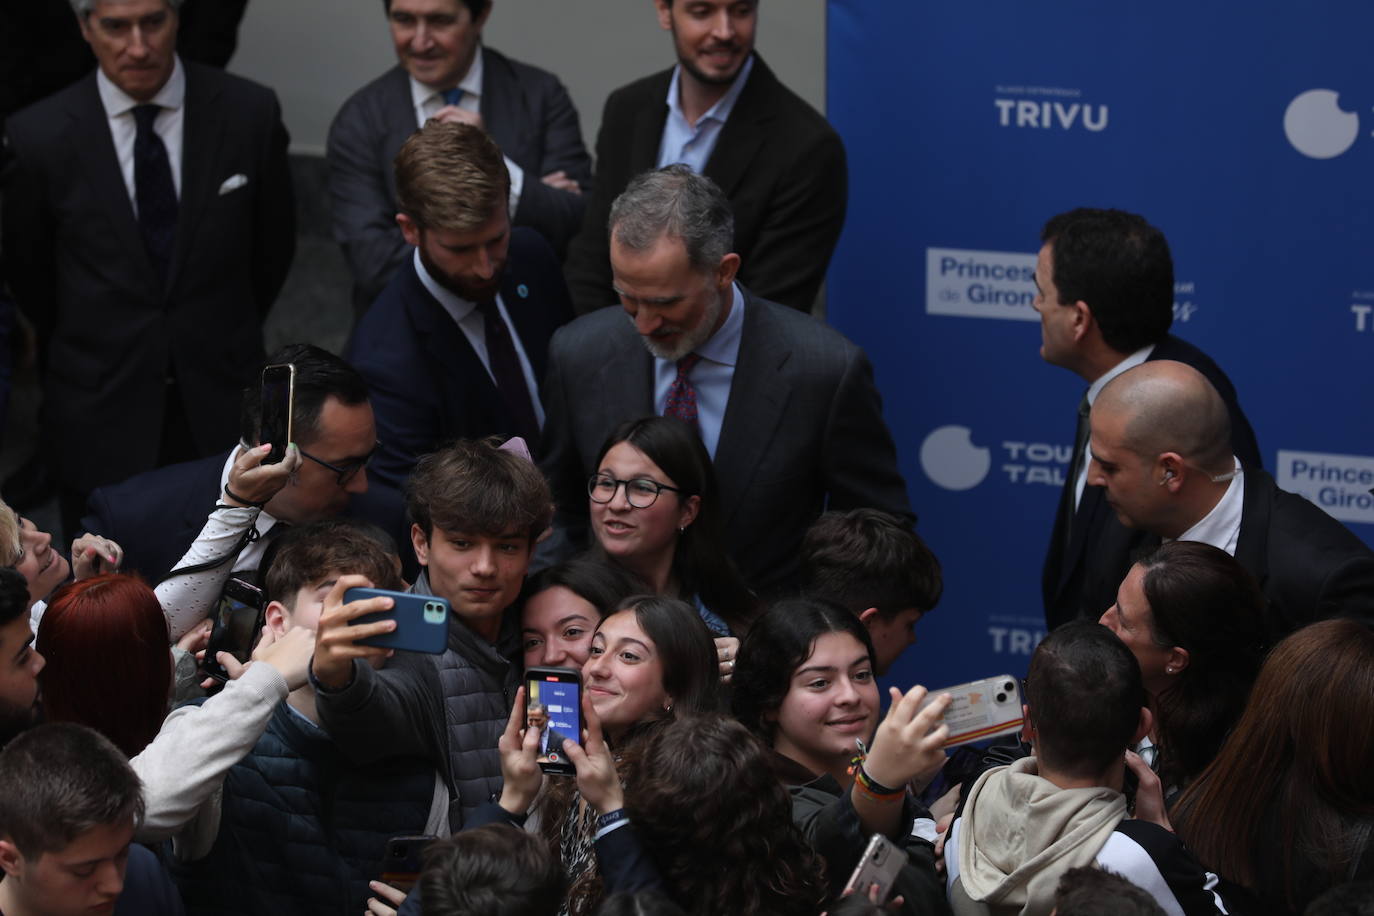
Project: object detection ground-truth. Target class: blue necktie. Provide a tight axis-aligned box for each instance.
[133,104,178,284]
[442,87,465,106]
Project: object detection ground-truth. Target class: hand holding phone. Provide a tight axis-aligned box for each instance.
[259,364,295,465]
[200,579,266,682]
[918,675,1024,747]
[312,577,398,690]
[844,834,906,903]
[345,588,449,654]
[561,691,623,816]
[379,835,436,894]
[863,685,953,793]
[496,687,545,816]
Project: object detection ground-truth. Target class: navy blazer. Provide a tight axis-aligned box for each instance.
[1042,334,1263,629]
[327,50,591,313]
[347,228,573,490]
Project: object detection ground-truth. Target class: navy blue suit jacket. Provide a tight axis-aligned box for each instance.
[347,228,573,490]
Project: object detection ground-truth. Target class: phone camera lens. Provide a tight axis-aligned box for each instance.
[995,692,1007,703]
[1004,681,1015,692]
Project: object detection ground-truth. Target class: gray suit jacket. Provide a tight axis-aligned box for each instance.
[327,48,590,313]
[538,288,914,593]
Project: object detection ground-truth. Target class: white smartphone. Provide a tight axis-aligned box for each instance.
[844,833,905,902]
[920,674,1024,746]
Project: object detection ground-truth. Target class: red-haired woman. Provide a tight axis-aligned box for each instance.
[37,573,172,757]
[1171,619,1374,914]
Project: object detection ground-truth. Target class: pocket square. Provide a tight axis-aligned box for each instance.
[218,174,249,195]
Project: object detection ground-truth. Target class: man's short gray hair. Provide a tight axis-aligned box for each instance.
[608,165,734,273]
[71,0,183,16]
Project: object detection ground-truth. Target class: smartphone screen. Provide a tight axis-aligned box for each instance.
[525,667,581,775]
[259,363,295,465]
[202,579,265,681]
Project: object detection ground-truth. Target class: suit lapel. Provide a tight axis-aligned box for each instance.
[168,64,223,293]
[501,258,549,381]
[402,260,506,431]
[714,291,789,529]
[69,77,156,287]
[703,56,773,198]
[629,74,671,173]
[384,67,420,202]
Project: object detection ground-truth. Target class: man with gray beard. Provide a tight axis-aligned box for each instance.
[538,166,911,594]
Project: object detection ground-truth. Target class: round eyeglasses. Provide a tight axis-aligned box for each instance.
[587,473,683,509]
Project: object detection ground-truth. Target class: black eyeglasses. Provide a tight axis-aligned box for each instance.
[587,473,682,509]
[300,442,379,487]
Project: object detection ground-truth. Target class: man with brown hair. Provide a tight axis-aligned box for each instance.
[312,438,552,828]
[347,119,573,490]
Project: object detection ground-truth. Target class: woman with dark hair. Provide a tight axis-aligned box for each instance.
[586,417,757,643]
[37,573,172,757]
[479,596,720,916]
[1099,540,1265,792]
[1170,619,1374,915]
[521,557,642,671]
[732,598,950,915]
[626,715,828,915]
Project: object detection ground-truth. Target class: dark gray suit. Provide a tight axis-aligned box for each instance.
[327,49,591,314]
[1,62,294,498]
[538,288,913,594]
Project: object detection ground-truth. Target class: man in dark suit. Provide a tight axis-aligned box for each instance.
[1034,208,1261,630]
[82,345,379,590]
[563,0,846,316]
[1,0,294,536]
[1087,360,1374,644]
[540,166,911,595]
[329,0,590,315]
[347,121,573,490]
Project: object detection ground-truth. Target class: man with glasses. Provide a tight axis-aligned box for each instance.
[79,344,385,593]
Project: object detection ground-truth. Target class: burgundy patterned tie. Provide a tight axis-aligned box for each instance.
[663,353,703,429]
[475,297,541,447]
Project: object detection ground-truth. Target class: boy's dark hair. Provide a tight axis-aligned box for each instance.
[406,438,552,541]
[419,824,564,916]
[801,509,942,619]
[0,723,144,858]
[1040,207,1174,355]
[1053,866,1166,916]
[0,567,29,627]
[238,343,370,447]
[1025,621,1144,778]
[263,519,404,608]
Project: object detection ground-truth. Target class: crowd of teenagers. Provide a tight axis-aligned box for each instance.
[3,0,1374,914]
[0,418,1371,916]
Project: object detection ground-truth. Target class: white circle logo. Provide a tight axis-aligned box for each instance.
[1283,89,1360,159]
[920,425,992,491]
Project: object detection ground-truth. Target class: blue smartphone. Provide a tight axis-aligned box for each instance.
[344,587,449,654]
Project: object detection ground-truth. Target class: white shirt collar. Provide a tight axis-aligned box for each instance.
[96,53,185,119]
[1174,458,1246,554]
[664,53,754,128]
[412,248,479,322]
[693,283,746,367]
[408,44,485,110]
[1086,343,1155,406]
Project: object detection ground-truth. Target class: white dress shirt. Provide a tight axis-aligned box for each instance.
[1076,344,1156,508]
[656,54,754,172]
[96,55,186,211]
[652,283,745,459]
[408,46,525,214]
[412,249,544,427]
[1174,458,1245,556]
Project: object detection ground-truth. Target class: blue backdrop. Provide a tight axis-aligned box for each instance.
[824,0,1374,695]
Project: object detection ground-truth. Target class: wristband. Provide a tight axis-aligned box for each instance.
[223,484,267,509]
[853,765,905,803]
[595,808,628,832]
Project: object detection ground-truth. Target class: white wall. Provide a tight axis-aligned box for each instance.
[229,0,827,157]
